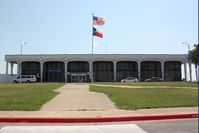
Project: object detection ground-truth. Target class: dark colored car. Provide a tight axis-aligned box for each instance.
[145,77,163,82]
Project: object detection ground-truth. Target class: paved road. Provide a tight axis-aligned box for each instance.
[0,120,197,133]
[138,119,197,133]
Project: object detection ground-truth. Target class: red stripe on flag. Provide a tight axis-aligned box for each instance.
[96,32,103,38]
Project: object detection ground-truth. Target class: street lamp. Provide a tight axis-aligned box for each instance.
[182,42,192,82]
[182,42,190,51]
[19,42,27,84]
[20,42,27,54]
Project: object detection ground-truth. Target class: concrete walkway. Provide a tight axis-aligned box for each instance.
[40,83,117,111]
[91,84,198,89]
[0,107,197,117]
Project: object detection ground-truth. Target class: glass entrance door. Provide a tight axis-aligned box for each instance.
[71,74,87,83]
[71,75,78,82]
[78,75,86,83]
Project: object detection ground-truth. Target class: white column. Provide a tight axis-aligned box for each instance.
[17,60,22,76]
[19,61,22,84]
[10,62,14,75]
[65,61,68,83]
[17,62,20,75]
[89,61,93,82]
[20,62,22,75]
[113,61,117,82]
[40,62,43,82]
[161,61,164,81]
[184,62,187,82]
[6,61,8,75]
[138,61,141,82]
[188,63,192,82]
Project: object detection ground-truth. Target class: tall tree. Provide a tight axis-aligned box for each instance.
[188,44,198,65]
[188,44,198,80]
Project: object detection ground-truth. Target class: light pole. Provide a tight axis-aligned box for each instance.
[182,42,190,51]
[19,42,27,84]
[182,42,192,82]
[20,42,27,54]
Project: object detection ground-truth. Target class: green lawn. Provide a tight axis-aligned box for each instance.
[0,83,64,111]
[91,82,198,87]
[90,85,198,110]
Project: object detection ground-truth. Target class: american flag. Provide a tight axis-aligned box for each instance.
[93,16,105,26]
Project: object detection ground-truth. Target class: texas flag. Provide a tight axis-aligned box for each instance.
[93,16,105,26]
[93,27,103,38]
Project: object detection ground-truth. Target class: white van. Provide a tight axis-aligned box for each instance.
[13,75,37,83]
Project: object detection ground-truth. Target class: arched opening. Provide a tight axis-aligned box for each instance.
[43,61,65,82]
[67,61,89,83]
[164,61,182,81]
[141,61,161,81]
[21,61,40,82]
[93,61,114,82]
[116,61,138,81]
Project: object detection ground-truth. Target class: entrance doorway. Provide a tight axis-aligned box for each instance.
[71,74,87,83]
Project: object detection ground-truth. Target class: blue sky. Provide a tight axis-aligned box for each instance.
[0,0,198,74]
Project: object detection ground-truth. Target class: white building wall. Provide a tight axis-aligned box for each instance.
[0,74,17,83]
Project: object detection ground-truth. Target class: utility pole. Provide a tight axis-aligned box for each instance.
[19,42,27,84]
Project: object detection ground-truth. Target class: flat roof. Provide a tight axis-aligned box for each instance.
[5,54,187,63]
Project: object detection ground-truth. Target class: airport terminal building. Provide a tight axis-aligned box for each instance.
[5,54,188,82]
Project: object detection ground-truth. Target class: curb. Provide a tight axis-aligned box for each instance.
[0,113,198,123]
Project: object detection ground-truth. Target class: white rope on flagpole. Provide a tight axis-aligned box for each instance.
[92,13,94,54]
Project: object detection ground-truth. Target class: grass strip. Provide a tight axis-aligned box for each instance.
[90,85,198,110]
[0,83,64,111]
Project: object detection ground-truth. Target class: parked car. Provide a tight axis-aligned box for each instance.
[13,75,37,83]
[121,77,138,82]
[145,77,163,82]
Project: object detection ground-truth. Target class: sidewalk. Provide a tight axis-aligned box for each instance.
[0,107,197,117]
[40,83,116,111]
[91,84,197,89]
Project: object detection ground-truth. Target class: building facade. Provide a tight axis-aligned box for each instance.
[5,54,188,82]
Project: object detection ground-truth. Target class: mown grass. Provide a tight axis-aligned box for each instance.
[0,83,64,111]
[90,85,198,110]
[91,82,198,87]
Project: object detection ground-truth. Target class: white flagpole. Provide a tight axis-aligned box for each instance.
[92,13,94,54]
